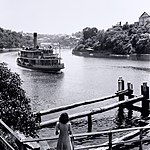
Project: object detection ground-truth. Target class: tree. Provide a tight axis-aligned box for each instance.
[83,27,98,40]
[0,63,38,137]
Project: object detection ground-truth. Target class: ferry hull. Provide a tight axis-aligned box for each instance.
[17,59,64,73]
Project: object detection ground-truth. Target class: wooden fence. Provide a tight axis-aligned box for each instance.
[0,77,149,150]
[22,125,150,150]
[0,119,40,150]
[37,77,149,131]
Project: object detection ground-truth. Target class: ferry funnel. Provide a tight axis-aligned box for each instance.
[33,32,37,48]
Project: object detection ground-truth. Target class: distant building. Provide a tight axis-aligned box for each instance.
[139,12,150,26]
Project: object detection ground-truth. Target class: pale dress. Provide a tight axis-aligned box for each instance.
[56,122,73,150]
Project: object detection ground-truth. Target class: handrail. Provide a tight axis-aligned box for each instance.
[0,119,21,142]
[35,94,118,116]
[22,125,150,150]
[0,136,15,150]
[22,125,150,143]
[39,95,144,127]
[0,119,40,150]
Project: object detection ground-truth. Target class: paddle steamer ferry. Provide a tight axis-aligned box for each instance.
[17,33,64,72]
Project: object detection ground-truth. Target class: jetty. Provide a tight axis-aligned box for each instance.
[0,77,149,150]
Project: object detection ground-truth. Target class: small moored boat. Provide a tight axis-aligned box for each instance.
[17,33,64,72]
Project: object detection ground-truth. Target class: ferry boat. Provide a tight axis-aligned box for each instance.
[17,33,64,72]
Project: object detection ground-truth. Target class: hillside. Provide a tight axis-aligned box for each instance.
[0,27,81,50]
[73,22,150,55]
[0,28,34,49]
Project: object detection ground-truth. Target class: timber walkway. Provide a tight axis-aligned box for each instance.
[0,77,149,150]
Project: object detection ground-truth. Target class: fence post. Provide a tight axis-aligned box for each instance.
[139,129,143,150]
[19,142,25,150]
[118,77,125,101]
[88,114,92,132]
[34,112,41,123]
[141,82,149,117]
[71,136,75,150]
[118,77,125,117]
[108,132,112,150]
[127,82,134,118]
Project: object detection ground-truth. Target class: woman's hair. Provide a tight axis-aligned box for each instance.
[59,113,69,124]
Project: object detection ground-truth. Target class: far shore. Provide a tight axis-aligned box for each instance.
[0,48,21,53]
[72,50,150,61]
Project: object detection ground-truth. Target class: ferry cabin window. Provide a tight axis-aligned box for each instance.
[24,59,29,63]
[30,60,36,65]
[39,60,58,65]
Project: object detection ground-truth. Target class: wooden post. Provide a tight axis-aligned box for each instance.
[34,112,41,123]
[88,115,92,132]
[118,77,125,101]
[127,82,133,98]
[139,129,143,150]
[127,82,134,118]
[141,82,149,117]
[19,142,25,150]
[109,132,112,150]
[71,136,75,150]
[118,77,125,117]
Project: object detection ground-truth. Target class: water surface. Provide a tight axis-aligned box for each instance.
[0,50,150,148]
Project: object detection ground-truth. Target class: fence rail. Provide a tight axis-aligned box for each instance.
[39,95,144,128]
[22,124,150,150]
[0,77,149,150]
[0,136,15,150]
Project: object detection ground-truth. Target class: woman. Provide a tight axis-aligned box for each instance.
[55,112,73,150]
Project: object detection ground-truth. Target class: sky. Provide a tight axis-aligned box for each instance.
[0,0,150,34]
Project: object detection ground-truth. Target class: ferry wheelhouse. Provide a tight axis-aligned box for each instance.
[17,33,64,72]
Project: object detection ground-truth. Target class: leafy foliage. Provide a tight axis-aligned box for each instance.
[0,27,82,49]
[74,23,150,54]
[0,63,38,137]
[0,28,33,49]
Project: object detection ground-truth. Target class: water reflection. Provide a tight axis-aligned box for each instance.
[118,66,150,72]
[19,70,65,112]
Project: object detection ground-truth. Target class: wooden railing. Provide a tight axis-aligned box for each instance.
[0,136,15,150]
[0,77,149,150]
[33,77,149,149]
[0,119,23,150]
[0,119,40,150]
[22,124,150,150]
[37,79,149,130]
[39,95,144,128]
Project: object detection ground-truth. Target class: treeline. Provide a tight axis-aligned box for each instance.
[0,28,33,49]
[74,23,150,54]
[36,32,82,48]
[0,27,81,49]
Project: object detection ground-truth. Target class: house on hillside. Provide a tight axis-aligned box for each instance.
[139,12,150,26]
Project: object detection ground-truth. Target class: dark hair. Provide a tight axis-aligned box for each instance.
[59,113,69,124]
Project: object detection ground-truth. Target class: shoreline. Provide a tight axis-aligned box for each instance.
[0,48,21,53]
[72,50,150,61]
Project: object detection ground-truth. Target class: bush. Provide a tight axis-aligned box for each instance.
[0,63,38,137]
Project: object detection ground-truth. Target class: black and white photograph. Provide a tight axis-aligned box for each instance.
[0,0,150,149]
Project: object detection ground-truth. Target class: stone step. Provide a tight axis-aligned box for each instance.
[39,140,51,150]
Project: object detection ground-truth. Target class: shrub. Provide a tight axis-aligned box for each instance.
[0,63,38,137]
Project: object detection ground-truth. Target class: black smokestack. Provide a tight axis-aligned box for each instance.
[33,32,37,48]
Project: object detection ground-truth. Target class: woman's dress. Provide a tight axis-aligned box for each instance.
[56,122,73,150]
